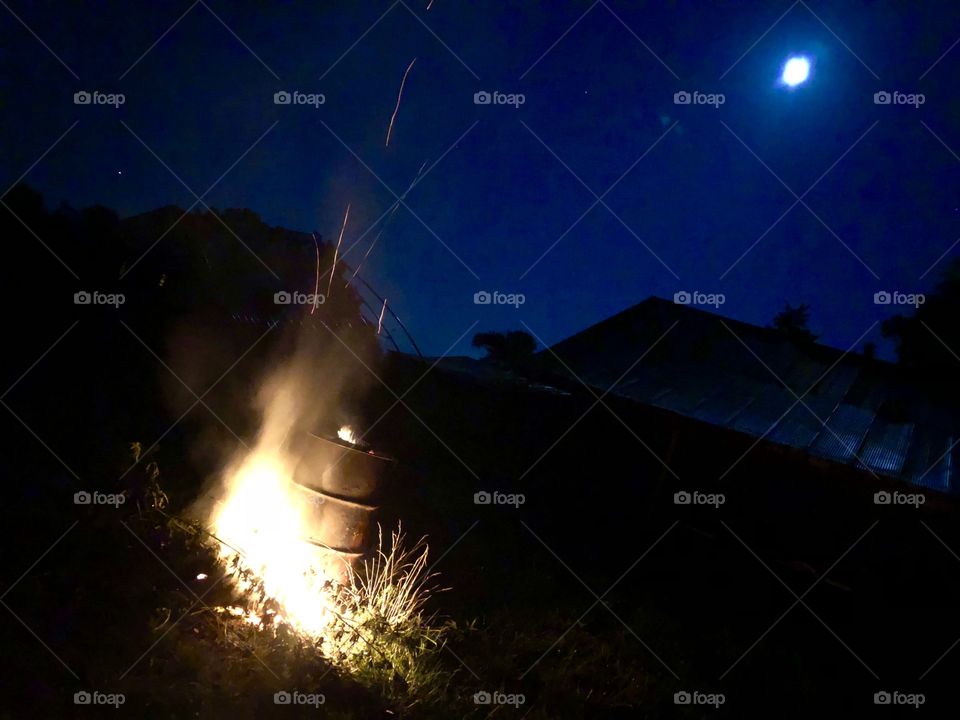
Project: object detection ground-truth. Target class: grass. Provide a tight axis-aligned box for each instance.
[334,525,454,708]
[13,424,857,718]
[118,445,684,718]
[155,479,458,716]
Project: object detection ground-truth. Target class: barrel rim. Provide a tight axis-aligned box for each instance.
[306,431,396,463]
[301,537,366,557]
[291,482,381,510]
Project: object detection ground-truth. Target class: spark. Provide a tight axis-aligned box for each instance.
[385,58,417,148]
[407,159,429,193]
[377,298,388,336]
[311,233,321,315]
[426,0,435,8]
[347,229,384,287]
[327,204,350,299]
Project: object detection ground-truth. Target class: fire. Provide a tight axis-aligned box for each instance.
[337,425,359,445]
[200,348,436,668]
[210,449,342,636]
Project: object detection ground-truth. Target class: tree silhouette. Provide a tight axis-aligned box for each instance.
[770,303,817,344]
[882,259,960,397]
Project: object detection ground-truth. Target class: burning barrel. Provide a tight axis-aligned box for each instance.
[292,431,395,583]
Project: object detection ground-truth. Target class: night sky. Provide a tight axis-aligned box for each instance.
[3,1,959,357]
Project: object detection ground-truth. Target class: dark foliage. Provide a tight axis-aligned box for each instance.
[882,259,960,398]
[770,302,818,344]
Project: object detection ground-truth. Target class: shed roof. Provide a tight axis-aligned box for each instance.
[546,297,958,494]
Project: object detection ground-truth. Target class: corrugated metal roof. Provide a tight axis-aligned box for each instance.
[857,421,913,477]
[547,297,960,496]
[810,404,876,465]
[903,432,953,492]
[767,397,834,450]
[690,386,755,427]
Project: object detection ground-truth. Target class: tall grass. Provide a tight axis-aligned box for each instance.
[344,524,440,626]
[207,519,453,710]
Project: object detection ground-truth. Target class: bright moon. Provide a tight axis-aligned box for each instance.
[781,56,810,87]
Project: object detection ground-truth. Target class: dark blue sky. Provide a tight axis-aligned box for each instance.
[2,1,959,357]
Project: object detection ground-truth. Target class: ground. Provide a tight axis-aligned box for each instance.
[2,348,959,718]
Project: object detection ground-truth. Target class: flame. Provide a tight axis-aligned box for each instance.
[199,340,364,644]
[337,425,359,445]
[200,343,432,661]
[210,449,342,636]
[214,604,281,628]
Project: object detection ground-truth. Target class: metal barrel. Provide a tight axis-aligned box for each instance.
[292,432,396,583]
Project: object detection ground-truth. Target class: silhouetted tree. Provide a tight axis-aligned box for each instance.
[882,259,960,397]
[472,330,537,370]
[771,303,817,344]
